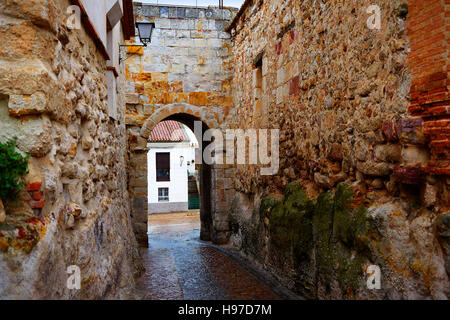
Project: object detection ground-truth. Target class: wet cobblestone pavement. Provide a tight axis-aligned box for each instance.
[136,213,279,300]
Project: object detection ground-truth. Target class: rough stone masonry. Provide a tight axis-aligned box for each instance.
[0,0,449,301]
[226,0,450,299]
[0,0,143,299]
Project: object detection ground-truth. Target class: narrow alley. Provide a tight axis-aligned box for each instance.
[136,213,279,300]
[0,0,449,302]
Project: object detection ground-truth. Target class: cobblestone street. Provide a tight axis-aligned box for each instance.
[136,213,279,300]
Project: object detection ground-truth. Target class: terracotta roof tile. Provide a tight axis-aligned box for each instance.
[148,121,189,142]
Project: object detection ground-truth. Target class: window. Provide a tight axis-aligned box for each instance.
[253,51,264,101]
[158,188,169,202]
[156,152,170,182]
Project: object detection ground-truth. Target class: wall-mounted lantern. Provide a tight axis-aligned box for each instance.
[180,156,184,167]
[136,20,155,46]
[119,19,155,64]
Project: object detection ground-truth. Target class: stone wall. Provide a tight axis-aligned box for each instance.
[148,202,188,214]
[227,0,450,299]
[125,3,237,245]
[0,0,143,299]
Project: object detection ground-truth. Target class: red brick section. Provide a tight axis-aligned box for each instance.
[27,182,44,210]
[30,200,45,209]
[32,191,41,201]
[275,41,283,56]
[407,0,450,179]
[289,29,298,44]
[289,76,300,96]
[27,182,41,192]
[408,0,448,108]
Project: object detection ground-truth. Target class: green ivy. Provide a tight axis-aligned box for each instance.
[0,140,29,200]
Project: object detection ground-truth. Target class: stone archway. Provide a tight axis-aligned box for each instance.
[128,103,232,246]
[139,103,219,140]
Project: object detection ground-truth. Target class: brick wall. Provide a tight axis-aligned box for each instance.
[406,0,450,184]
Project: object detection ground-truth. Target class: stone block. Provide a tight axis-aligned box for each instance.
[81,134,93,151]
[223,178,233,190]
[215,20,226,31]
[155,18,170,29]
[374,144,402,163]
[422,183,438,207]
[132,197,148,221]
[166,38,194,48]
[205,9,214,19]
[215,200,230,212]
[398,118,426,145]
[168,7,177,18]
[357,161,391,176]
[63,211,75,229]
[328,142,343,161]
[192,19,209,31]
[401,145,429,165]
[211,8,223,19]
[382,120,399,142]
[160,6,169,18]
[176,30,190,38]
[8,93,48,117]
[207,20,217,31]
[218,32,231,39]
[160,29,176,38]
[276,86,284,104]
[372,178,384,189]
[177,7,186,18]
[69,203,82,218]
[132,222,149,246]
[129,177,147,188]
[143,63,167,73]
[191,30,205,39]
[314,172,333,188]
[186,8,199,18]
[212,231,230,245]
[277,67,285,86]
[0,103,52,157]
[170,19,190,30]
[214,220,230,232]
[0,198,5,223]
[222,9,231,20]
[143,6,160,17]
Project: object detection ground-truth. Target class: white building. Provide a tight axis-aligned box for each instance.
[147,121,198,214]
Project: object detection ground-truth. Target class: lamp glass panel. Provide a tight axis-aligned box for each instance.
[138,23,152,40]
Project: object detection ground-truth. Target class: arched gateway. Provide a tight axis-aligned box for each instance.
[124,3,236,247]
[127,103,233,246]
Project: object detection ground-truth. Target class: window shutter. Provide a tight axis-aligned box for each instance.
[156,153,170,182]
[156,153,170,169]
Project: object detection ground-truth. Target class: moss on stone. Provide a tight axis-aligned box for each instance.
[260,182,371,297]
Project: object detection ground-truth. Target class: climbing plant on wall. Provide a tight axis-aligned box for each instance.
[0,140,29,200]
